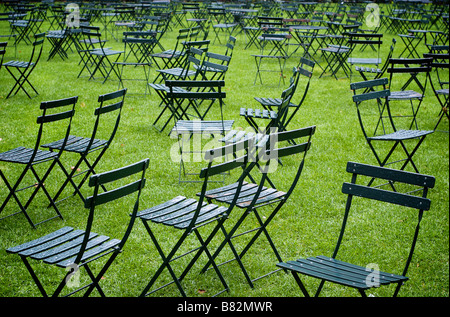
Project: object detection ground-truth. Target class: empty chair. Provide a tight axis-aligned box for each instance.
[277,161,435,297]
[387,57,433,130]
[115,31,157,95]
[253,57,315,134]
[136,140,251,297]
[423,51,449,131]
[350,78,433,174]
[252,29,292,86]
[81,26,123,84]
[346,32,383,82]
[7,159,149,297]
[41,89,127,205]
[0,96,77,228]
[2,32,45,98]
[200,127,316,288]
[166,80,234,183]
[356,38,396,82]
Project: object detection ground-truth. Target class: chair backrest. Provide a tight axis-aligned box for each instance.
[334,161,435,293]
[80,159,149,262]
[34,96,78,162]
[423,51,449,90]
[0,42,6,70]
[197,51,231,81]
[90,88,127,151]
[258,16,284,29]
[257,126,316,197]
[81,25,105,52]
[273,81,298,131]
[350,77,393,138]
[28,32,45,65]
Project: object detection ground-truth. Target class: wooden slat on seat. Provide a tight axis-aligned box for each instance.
[277,255,408,290]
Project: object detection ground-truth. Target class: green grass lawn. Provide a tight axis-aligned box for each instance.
[0,4,448,298]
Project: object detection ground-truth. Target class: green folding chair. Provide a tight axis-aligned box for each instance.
[277,161,435,297]
[7,159,149,297]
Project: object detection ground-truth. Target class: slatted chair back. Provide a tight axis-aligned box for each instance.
[91,88,127,152]
[351,77,392,137]
[35,96,78,161]
[81,159,149,261]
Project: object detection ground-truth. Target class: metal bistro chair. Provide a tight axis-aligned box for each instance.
[2,32,45,99]
[0,96,77,228]
[200,126,316,288]
[253,57,315,136]
[167,80,234,183]
[350,78,433,176]
[387,57,433,130]
[115,31,157,95]
[424,51,449,131]
[277,161,435,297]
[136,139,252,297]
[7,159,149,297]
[241,77,297,137]
[41,89,127,206]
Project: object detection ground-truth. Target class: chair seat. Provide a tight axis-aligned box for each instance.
[3,60,34,68]
[0,146,57,164]
[254,97,296,108]
[369,129,433,141]
[90,49,123,56]
[436,88,449,95]
[41,135,108,153]
[348,57,381,65]
[137,195,228,229]
[277,255,408,290]
[157,67,196,78]
[240,107,277,120]
[171,120,234,134]
[202,181,286,208]
[151,50,183,59]
[6,226,120,268]
[148,83,187,93]
[252,54,288,59]
[214,23,238,28]
[388,90,423,100]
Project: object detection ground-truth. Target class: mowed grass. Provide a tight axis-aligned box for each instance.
[0,4,448,298]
